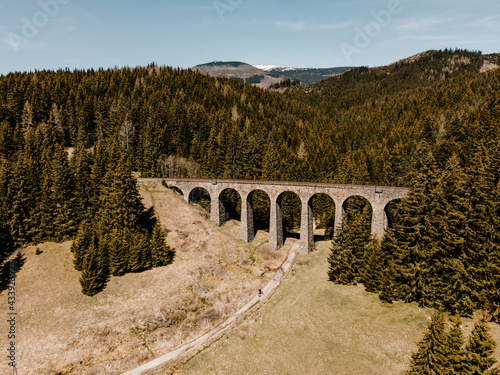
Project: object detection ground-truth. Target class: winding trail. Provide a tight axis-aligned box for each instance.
[121,241,300,375]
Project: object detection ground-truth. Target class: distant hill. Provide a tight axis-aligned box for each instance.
[191,61,354,89]
[287,49,500,112]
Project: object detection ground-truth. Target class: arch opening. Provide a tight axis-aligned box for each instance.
[220,188,242,222]
[277,191,302,242]
[168,186,184,196]
[248,190,271,235]
[309,193,336,242]
[340,195,373,239]
[240,189,271,244]
[188,187,211,213]
[385,199,402,230]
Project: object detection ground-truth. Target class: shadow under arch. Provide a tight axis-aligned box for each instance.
[385,198,403,230]
[340,195,373,236]
[219,188,242,222]
[246,189,271,238]
[168,186,184,197]
[276,191,302,242]
[308,193,336,242]
[188,187,211,213]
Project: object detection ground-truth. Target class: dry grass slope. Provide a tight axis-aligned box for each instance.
[173,242,500,375]
[2,180,500,374]
[0,181,288,375]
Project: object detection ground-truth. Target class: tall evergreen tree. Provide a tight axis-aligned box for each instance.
[79,236,108,296]
[150,223,174,268]
[380,146,437,304]
[9,131,41,245]
[70,131,93,223]
[96,153,145,235]
[328,197,372,285]
[127,230,148,273]
[446,317,469,375]
[104,229,127,276]
[407,312,448,375]
[465,320,498,375]
[71,221,93,272]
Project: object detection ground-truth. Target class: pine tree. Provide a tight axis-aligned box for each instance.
[127,230,146,273]
[381,146,437,305]
[446,317,469,375]
[50,145,77,240]
[9,131,42,245]
[463,145,497,312]
[362,239,386,293]
[407,312,448,375]
[379,259,397,303]
[0,158,12,233]
[150,223,174,267]
[97,155,144,233]
[20,100,34,138]
[70,131,93,223]
[140,231,152,270]
[425,155,471,315]
[465,320,498,375]
[328,196,372,285]
[79,236,108,296]
[105,229,127,276]
[328,224,356,285]
[71,221,93,272]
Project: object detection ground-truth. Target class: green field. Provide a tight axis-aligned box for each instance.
[171,242,500,375]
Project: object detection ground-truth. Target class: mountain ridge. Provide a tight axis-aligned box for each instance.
[191,61,354,89]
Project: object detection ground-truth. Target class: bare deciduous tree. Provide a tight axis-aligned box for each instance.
[158,155,199,178]
[120,119,135,153]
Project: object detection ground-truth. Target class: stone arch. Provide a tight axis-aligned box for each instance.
[248,190,271,231]
[168,186,184,197]
[308,193,336,241]
[340,195,373,235]
[384,198,402,230]
[188,187,211,213]
[219,188,242,222]
[276,191,302,243]
[241,189,271,243]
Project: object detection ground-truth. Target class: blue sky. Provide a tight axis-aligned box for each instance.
[0,0,499,74]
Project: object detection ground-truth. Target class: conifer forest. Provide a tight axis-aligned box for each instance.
[0,48,499,330]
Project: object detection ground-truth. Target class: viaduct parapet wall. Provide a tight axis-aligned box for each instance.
[138,178,409,255]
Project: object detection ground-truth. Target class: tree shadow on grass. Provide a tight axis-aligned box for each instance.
[0,252,26,293]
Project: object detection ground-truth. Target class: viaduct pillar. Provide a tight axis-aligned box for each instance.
[333,198,344,237]
[210,189,225,227]
[269,194,283,250]
[299,197,314,254]
[371,204,388,240]
[240,192,255,243]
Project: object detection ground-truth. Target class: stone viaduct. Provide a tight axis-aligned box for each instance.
[138,178,408,255]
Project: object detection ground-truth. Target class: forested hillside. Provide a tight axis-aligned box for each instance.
[318,50,500,319]
[288,49,500,185]
[0,49,499,307]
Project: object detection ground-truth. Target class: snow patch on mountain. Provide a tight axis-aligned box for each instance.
[254,65,298,72]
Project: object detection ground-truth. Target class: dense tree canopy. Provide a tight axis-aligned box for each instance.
[0,49,499,303]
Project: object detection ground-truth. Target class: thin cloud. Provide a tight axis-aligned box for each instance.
[174,5,214,11]
[2,36,54,53]
[468,14,500,28]
[394,16,456,32]
[318,21,354,30]
[273,20,306,30]
[272,20,353,31]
